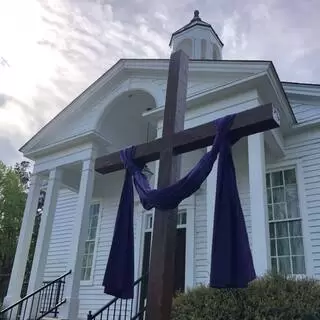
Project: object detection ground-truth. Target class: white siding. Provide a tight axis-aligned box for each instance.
[291,102,320,124]
[276,129,320,278]
[78,200,143,319]
[194,188,207,285]
[44,188,77,281]
[235,141,252,247]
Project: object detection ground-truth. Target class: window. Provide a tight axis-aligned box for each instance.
[81,203,100,281]
[144,210,187,231]
[266,168,306,275]
[141,209,187,295]
[177,209,187,227]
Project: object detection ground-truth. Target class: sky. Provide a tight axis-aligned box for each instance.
[0,0,319,166]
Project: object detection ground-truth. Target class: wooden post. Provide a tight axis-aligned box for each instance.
[145,50,189,320]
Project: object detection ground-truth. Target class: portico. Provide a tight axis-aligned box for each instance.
[2,11,296,319]
[4,78,289,320]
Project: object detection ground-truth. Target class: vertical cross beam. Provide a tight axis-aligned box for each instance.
[145,50,189,320]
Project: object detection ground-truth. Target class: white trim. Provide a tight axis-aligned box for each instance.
[296,160,314,277]
[22,59,295,158]
[134,202,144,281]
[248,133,270,276]
[267,160,314,277]
[138,198,195,291]
[142,76,266,122]
[80,199,102,286]
[206,148,218,283]
[33,143,97,174]
[184,201,195,290]
[266,159,302,171]
[282,82,320,97]
[24,131,110,161]
[139,210,155,279]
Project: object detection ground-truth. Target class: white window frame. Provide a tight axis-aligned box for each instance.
[80,200,102,285]
[138,201,195,291]
[266,160,313,277]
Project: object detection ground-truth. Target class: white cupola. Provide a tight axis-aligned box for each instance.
[169,10,224,60]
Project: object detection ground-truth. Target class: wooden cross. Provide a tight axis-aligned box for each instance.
[95,50,280,320]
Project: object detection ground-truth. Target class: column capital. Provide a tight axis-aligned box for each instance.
[47,167,63,182]
[81,157,95,172]
[29,173,43,186]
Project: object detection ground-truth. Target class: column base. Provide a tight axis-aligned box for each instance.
[3,294,21,308]
[58,296,80,320]
[2,294,21,319]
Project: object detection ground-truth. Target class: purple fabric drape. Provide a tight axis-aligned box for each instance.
[103,114,256,299]
[210,130,256,288]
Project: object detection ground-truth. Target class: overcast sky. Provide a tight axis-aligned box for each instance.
[0,0,319,166]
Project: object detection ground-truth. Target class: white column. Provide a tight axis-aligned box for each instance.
[26,168,62,315]
[4,174,42,307]
[248,133,270,276]
[206,148,218,283]
[59,157,95,320]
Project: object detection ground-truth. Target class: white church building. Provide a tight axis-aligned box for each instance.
[2,10,320,320]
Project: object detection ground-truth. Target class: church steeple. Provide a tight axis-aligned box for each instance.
[169,10,224,60]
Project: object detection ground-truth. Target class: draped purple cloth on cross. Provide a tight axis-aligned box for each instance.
[102,114,256,299]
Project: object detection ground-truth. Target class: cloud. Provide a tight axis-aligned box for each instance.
[0,0,319,166]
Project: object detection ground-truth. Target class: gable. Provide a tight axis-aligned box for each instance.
[20,59,289,160]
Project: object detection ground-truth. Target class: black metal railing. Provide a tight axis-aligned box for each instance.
[0,270,71,320]
[87,274,148,320]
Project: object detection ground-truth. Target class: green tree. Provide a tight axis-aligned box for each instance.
[0,161,26,302]
[12,161,45,298]
[0,160,45,303]
[14,161,31,189]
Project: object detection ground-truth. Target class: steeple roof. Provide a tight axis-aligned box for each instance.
[169,10,224,47]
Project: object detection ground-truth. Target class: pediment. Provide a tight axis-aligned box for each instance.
[20,58,287,160]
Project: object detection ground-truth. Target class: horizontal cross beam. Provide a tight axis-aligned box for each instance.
[95,103,279,175]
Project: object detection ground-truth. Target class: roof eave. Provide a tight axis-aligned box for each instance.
[19,59,126,154]
[169,23,224,47]
[267,63,297,125]
[21,58,297,157]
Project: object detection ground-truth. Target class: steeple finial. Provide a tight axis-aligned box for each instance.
[191,10,201,22]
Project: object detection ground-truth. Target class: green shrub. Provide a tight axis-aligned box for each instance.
[171,273,320,320]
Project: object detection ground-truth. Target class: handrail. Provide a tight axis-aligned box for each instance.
[0,270,71,320]
[90,276,143,318]
[0,269,71,313]
[88,273,148,320]
[131,307,146,320]
[35,298,66,320]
